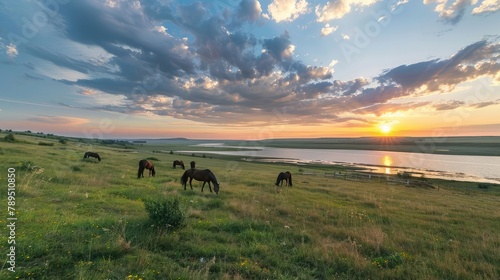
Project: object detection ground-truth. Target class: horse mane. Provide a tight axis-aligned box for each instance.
[207,169,219,185]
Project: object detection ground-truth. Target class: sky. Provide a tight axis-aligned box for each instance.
[0,0,499,140]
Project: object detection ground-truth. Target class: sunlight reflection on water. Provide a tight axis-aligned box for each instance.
[181,146,500,184]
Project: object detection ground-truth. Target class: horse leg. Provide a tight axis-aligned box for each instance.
[189,178,194,190]
[201,181,205,192]
[207,181,212,193]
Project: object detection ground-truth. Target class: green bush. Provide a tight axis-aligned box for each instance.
[144,197,184,228]
[4,133,16,142]
[59,138,68,144]
[19,161,40,172]
[38,142,54,146]
[397,171,412,179]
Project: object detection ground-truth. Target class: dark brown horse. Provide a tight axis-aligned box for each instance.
[181,169,219,194]
[173,160,185,169]
[83,152,101,162]
[138,159,155,178]
[190,161,196,169]
[275,171,292,187]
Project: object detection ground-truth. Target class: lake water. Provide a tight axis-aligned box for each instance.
[182,144,500,183]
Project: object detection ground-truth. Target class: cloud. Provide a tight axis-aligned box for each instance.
[79,88,99,96]
[315,0,380,22]
[472,0,500,14]
[376,40,500,94]
[6,43,18,57]
[28,116,89,126]
[235,0,262,23]
[424,0,500,24]
[266,0,309,22]
[432,100,465,110]
[320,23,338,36]
[15,0,497,127]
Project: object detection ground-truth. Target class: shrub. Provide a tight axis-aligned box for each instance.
[146,157,159,161]
[59,138,68,144]
[71,166,82,172]
[397,171,412,179]
[4,133,16,142]
[19,161,40,172]
[38,142,54,146]
[144,197,184,228]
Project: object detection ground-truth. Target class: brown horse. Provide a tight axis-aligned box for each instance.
[84,152,101,162]
[138,159,155,178]
[181,169,219,194]
[173,160,185,169]
[275,171,292,187]
[190,161,196,169]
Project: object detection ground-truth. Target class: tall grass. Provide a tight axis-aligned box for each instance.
[0,133,498,279]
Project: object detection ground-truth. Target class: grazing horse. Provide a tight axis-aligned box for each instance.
[173,160,185,169]
[83,152,101,162]
[138,159,155,178]
[190,161,196,169]
[181,169,219,194]
[275,171,292,187]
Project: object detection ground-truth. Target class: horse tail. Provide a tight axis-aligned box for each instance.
[288,172,292,187]
[97,154,101,161]
[180,170,188,187]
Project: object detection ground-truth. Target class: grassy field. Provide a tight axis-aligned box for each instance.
[1,132,499,279]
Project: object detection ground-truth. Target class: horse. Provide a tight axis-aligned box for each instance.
[138,159,156,178]
[181,169,219,194]
[83,152,101,162]
[190,161,196,169]
[173,160,185,169]
[275,171,292,187]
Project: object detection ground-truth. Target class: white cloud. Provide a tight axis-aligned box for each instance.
[424,0,499,24]
[320,23,338,36]
[6,44,18,57]
[315,0,380,22]
[342,34,350,40]
[266,0,309,22]
[154,25,168,35]
[472,0,500,14]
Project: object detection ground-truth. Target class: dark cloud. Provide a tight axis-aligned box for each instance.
[353,102,432,116]
[24,44,100,74]
[235,0,262,24]
[432,100,465,111]
[377,40,500,94]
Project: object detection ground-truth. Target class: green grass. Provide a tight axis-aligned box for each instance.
[0,133,499,279]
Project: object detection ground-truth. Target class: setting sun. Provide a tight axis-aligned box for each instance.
[380,124,392,134]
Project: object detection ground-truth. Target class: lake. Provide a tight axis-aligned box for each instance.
[182,144,500,183]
